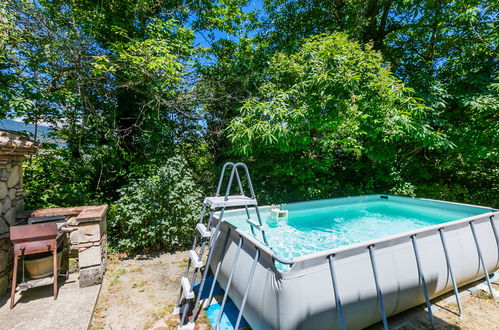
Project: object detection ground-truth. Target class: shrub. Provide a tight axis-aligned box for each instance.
[108,156,202,252]
[23,147,101,209]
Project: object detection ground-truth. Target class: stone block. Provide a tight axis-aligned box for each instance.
[15,199,23,213]
[0,249,9,271]
[3,208,14,225]
[0,237,10,250]
[0,217,8,236]
[77,223,101,243]
[2,197,11,213]
[8,188,15,200]
[0,182,7,199]
[0,169,7,181]
[79,265,103,287]
[7,165,19,188]
[0,273,9,296]
[101,241,107,272]
[66,216,78,226]
[79,245,101,268]
[69,230,79,246]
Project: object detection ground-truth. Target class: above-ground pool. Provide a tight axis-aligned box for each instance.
[224,195,493,261]
[208,195,498,329]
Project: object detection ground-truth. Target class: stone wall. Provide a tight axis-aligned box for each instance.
[0,157,25,295]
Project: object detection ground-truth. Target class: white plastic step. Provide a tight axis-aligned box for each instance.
[181,277,194,299]
[189,249,203,268]
[196,223,212,238]
[204,195,257,208]
[246,218,262,229]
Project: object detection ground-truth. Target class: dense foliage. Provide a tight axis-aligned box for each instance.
[108,157,202,252]
[1,0,497,251]
[228,34,451,201]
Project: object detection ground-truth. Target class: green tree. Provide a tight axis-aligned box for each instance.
[228,33,451,202]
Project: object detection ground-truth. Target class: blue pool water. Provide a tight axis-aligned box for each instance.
[223,196,492,259]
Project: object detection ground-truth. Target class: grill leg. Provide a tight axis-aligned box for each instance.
[10,254,18,309]
[53,243,58,300]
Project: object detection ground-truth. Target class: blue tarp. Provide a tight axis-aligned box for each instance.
[193,275,249,329]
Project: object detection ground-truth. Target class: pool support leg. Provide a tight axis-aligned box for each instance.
[235,249,260,330]
[205,227,232,309]
[490,215,498,258]
[328,254,346,330]
[411,235,435,329]
[469,221,494,297]
[368,245,389,330]
[216,235,243,329]
[438,228,463,317]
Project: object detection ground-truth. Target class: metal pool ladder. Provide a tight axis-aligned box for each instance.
[174,162,268,329]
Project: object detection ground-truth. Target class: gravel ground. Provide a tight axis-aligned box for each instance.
[90,251,211,330]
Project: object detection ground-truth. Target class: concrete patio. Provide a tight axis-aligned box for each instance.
[0,272,100,330]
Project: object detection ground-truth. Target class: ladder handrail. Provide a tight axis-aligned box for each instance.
[215,162,235,196]
[225,163,256,199]
[216,162,247,198]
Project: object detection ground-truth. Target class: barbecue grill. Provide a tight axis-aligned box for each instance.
[9,216,68,309]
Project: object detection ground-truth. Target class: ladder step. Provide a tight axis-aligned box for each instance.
[189,250,203,268]
[196,223,212,238]
[181,277,195,299]
[246,218,262,230]
[204,195,257,208]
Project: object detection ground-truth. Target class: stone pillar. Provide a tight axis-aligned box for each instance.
[0,131,39,296]
[0,159,24,295]
[76,219,107,287]
[60,206,107,287]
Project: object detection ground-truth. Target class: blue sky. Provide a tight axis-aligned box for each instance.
[192,0,266,48]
